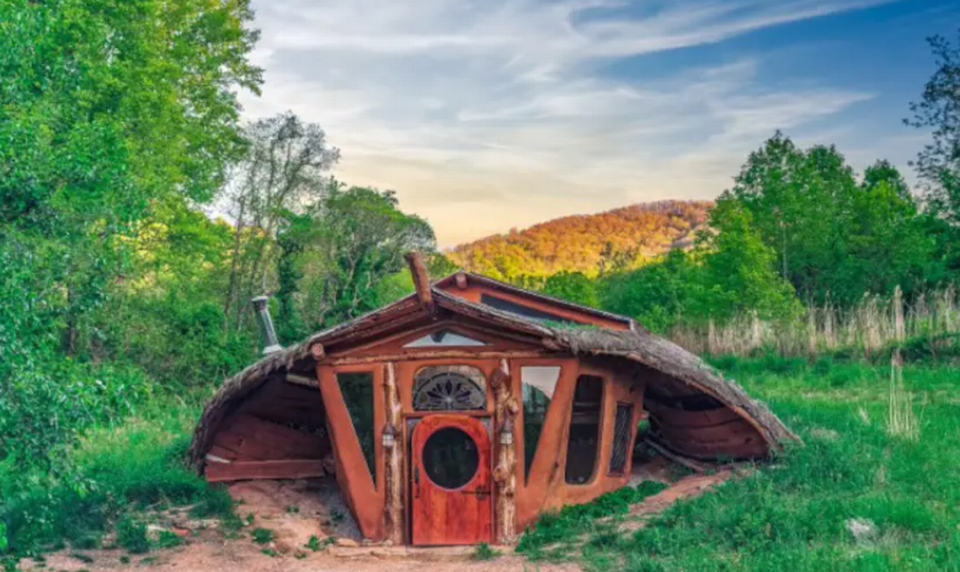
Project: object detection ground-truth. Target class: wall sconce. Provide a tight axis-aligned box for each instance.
[499,416,514,446]
[382,423,397,449]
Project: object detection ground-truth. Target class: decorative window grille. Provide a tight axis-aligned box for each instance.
[609,403,634,475]
[413,365,486,411]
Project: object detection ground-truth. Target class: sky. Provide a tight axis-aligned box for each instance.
[239,0,960,247]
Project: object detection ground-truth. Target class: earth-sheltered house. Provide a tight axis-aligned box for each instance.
[189,253,796,546]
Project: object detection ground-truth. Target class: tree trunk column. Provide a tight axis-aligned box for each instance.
[491,359,518,545]
[383,362,404,545]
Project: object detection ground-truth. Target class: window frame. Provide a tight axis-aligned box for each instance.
[330,363,384,490]
[519,364,564,485]
[607,402,634,476]
[563,372,607,487]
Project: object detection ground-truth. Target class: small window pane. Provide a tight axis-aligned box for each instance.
[404,330,487,347]
[609,403,633,475]
[413,365,486,411]
[521,366,561,483]
[565,375,603,485]
[422,427,480,490]
[337,372,376,482]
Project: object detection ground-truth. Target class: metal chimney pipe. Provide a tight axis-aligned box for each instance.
[252,295,283,355]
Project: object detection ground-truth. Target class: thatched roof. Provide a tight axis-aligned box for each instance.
[188,281,797,466]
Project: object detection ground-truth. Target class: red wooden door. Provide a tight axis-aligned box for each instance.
[411,415,493,545]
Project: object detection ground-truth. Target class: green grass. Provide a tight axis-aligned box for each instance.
[0,404,236,558]
[548,356,960,571]
[517,481,668,560]
[472,542,501,561]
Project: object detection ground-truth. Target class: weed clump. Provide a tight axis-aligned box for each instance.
[116,516,150,554]
[472,542,501,561]
[251,528,274,545]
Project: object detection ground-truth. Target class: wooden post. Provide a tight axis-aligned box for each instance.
[404,252,434,314]
[382,362,404,545]
[491,359,518,545]
[455,270,468,290]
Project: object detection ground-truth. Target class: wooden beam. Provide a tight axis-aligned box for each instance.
[404,252,434,314]
[205,459,327,482]
[382,363,404,545]
[491,358,518,545]
[285,373,319,388]
[328,349,551,366]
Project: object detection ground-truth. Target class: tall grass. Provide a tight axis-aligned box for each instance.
[671,284,960,359]
[886,350,920,441]
[573,359,960,572]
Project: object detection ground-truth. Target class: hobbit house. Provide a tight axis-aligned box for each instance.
[189,253,796,546]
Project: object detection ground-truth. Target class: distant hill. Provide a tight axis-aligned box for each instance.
[447,200,713,281]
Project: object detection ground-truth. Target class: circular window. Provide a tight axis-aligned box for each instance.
[421,427,479,489]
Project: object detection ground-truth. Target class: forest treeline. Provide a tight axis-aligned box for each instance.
[1,0,960,556]
[0,0,450,493]
[448,200,712,280]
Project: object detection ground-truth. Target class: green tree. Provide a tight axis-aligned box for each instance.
[699,201,799,322]
[718,133,933,306]
[542,271,600,308]
[907,31,960,276]
[0,0,260,467]
[285,185,437,329]
[220,112,340,332]
[599,250,706,333]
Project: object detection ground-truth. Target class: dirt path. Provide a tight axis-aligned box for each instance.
[18,462,741,572]
[31,542,579,572]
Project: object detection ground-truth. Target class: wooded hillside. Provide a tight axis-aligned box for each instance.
[447,201,712,281]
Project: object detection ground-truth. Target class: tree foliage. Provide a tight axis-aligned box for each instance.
[0,0,262,471]
[449,201,711,282]
[279,185,437,335]
[715,133,933,306]
[908,30,960,275]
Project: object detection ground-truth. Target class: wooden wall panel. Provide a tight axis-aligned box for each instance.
[317,363,386,541]
[513,359,645,533]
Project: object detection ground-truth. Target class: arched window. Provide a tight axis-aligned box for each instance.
[413,365,486,411]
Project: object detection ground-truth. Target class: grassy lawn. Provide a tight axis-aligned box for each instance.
[526,356,960,572]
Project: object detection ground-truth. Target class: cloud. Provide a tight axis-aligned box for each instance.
[240,0,886,246]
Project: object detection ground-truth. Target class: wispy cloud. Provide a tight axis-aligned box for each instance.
[241,0,886,246]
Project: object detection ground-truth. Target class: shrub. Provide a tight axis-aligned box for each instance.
[251,528,274,545]
[116,516,150,554]
[156,530,182,549]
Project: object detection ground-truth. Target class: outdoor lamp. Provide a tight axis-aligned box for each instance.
[499,416,514,445]
[382,423,397,449]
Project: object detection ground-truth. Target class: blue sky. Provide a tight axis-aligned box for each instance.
[240,0,960,246]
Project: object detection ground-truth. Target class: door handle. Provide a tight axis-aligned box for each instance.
[460,486,491,497]
[414,466,421,498]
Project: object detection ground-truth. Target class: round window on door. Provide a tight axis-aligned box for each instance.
[421,427,479,489]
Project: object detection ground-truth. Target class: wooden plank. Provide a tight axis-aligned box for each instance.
[215,414,328,460]
[244,404,325,431]
[207,444,240,462]
[645,399,742,427]
[653,418,759,442]
[206,460,327,482]
[328,350,549,366]
[244,423,326,458]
